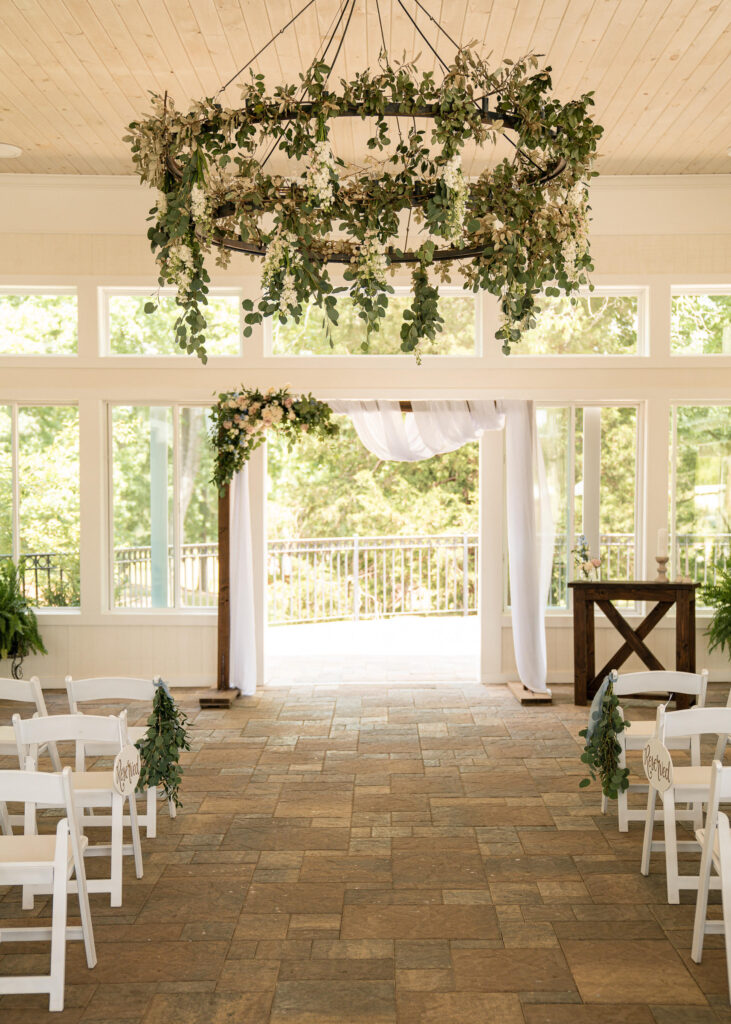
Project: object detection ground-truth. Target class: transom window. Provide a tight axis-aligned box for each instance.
[0,289,77,356]
[671,289,731,355]
[102,288,242,357]
[516,288,643,356]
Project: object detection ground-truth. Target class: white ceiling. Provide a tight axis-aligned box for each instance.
[0,0,729,176]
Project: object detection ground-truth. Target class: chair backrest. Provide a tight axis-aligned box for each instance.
[66,676,156,713]
[699,761,731,870]
[14,710,129,772]
[0,675,49,718]
[0,765,87,861]
[614,669,709,703]
[657,705,731,744]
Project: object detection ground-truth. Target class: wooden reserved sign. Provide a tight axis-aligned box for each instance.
[643,739,673,793]
[113,744,141,796]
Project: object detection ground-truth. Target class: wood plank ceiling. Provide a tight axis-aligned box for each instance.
[0,0,728,176]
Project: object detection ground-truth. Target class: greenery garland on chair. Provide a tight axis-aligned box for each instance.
[136,679,191,808]
[210,384,338,494]
[127,50,602,362]
[579,673,631,800]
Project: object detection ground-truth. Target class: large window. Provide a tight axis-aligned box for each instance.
[537,404,638,608]
[0,405,80,606]
[517,290,642,355]
[671,290,731,355]
[0,290,77,356]
[270,291,477,356]
[670,406,731,592]
[104,289,241,356]
[110,405,218,608]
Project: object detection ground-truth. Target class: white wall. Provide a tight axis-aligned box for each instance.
[1,173,730,688]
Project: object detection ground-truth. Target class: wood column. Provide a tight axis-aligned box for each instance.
[217,487,230,691]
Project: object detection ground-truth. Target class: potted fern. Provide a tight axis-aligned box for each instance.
[701,567,731,659]
[0,559,47,679]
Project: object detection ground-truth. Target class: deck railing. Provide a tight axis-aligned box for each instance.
[8,531,729,611]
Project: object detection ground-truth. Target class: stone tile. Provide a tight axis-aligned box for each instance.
[142,992,273,1023]
[561,940,707,1004]
[342,904,500,940]
[451,947,577,993]
[396,991,524,1023]
[270,980,396,1023]
[392,837,485,889]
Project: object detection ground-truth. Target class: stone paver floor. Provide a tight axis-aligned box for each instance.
[1,681,730,1023]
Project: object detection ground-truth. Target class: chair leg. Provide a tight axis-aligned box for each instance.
[617,788,629,833]
[0,801,10,836]
[663,796,681,904]
[146,786,157,839]
[722,862,731,1004]
[49,854,69,1011]
[641,787,658,876]
[74,861,97,970]
[601,793,608,816]
[127,794,144,879]
[692,827,716,963]
[110,794,123,907]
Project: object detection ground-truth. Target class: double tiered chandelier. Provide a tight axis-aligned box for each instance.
[128,0,603,362]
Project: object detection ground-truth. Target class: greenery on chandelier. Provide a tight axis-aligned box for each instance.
[127,48,603,362]
[210,385,338,493]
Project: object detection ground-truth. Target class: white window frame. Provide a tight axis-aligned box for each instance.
[508,285,649,361]
[0,286,78,358]
[107,401,217,613]
[514,400,643,614]
[670,285,731,358]
[1,400,81,610]
[669,401,731,589]
[99,285,245,359]
[264,284,483,359]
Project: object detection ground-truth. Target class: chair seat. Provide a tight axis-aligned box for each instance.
[69,771,115,793]
[0,832,88,868]
[625,719,691,747]
[672,766,713,790]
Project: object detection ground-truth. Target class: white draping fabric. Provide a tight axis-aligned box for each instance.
[228,398,552,694]
[229,466,257,695]
[328,398,552,693]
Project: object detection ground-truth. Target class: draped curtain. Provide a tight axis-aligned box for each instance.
[229,398,554,694]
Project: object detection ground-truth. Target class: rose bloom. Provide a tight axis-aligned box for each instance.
[223,419,232,429]
[283,397,294,409]
[591,558,601,568]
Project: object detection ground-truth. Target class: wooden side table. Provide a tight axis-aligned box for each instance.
[568,580,699,706]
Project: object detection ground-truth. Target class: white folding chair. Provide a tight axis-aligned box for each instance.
[691,759,731,1001]
[602,670,709,831]
[66,675,177,838]
[0,676,62,833]
[14,711,143,907]
[641,705,731,904]
[0,766,96,1012]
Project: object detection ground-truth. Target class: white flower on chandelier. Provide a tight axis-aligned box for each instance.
[190,184,208,220]
[354,229,388,289]
[439,154,468,246]
[305,139,338,209]
[156,190,168,217]
[262,228,301,317]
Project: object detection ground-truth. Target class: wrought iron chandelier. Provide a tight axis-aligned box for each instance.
[128,0,603,361]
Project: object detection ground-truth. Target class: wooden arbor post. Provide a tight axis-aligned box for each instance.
[199,486,238,708]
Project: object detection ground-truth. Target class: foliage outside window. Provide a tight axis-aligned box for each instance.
[517,292,639,355]
[671,292,731,355]
[111,405,218,609]
[107,291,240,356]
[271,293,476,356]
[671,406,731,599]
[0,291,77,356]
[0,405,80,607]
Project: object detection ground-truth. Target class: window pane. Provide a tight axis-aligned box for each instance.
[18,407,80,606]
[599,407,637,580]
[537,407,571,608]
[671,294,731,355]
[179,408,218,607]
[271,294,476,355]
[518,294,638,355]
[112,406,173,607]
[673,406,731,593]
[0,293,77,355]
[108,293,240,356]
[0,407,11,561]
